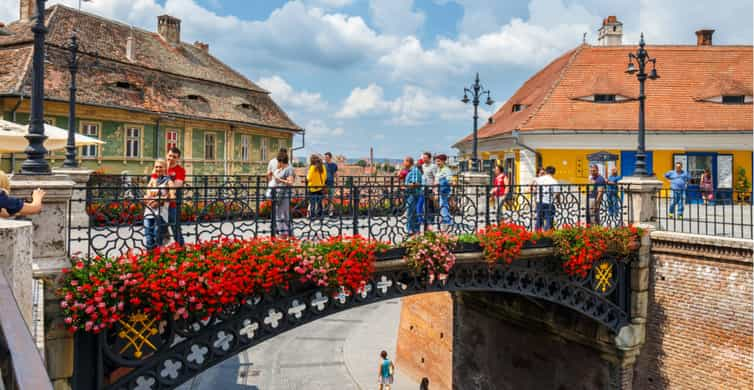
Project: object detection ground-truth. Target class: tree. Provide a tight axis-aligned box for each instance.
[356,159,368,168]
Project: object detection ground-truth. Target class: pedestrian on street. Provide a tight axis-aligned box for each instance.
[700,168,714,205]
[420,377,430,390]
[607,166,623,219]
[435,154,453,229]
[324,152,338,216]
[588,165,606,225]
[404,157,422,235]
[534,166,558,230]
[378,350,395,390]
[665,162,690,218]
[306,154,327,219]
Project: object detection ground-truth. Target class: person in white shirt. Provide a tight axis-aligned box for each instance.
[533,166,559,230]
[266,148,287,198]
[418,152,438,223]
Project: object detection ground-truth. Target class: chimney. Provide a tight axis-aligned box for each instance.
[157,15,181,44]
[696,29,714,46]
[597,15,623,46]
[126,33,135,61]
[193,41,209,53]
[19,0,37,22]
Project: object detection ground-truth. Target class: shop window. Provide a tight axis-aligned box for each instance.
[685,155,714,185]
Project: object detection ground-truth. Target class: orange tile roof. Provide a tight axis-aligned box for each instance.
[458,44,753,145]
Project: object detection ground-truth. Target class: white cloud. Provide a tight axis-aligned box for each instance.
[306,119,345,137]
[257,75,328,112]
[380,0,598,81]
[369,0,425,35]
[336,83,499,126]
[304,0,354,9]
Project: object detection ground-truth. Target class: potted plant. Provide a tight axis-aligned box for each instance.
[454,233,481,253]
[734,166,751,204]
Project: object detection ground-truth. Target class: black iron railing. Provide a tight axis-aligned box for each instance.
[0,272,53,390]
[69,183,629,259]
[655,188,753,239]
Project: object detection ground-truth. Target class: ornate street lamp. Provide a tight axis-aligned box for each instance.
[625,33,659,177]
[461,73,494,172]
[21,0,50,174]
[62,32,98,168]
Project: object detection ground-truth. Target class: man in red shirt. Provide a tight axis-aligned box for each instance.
[165,147,185,245]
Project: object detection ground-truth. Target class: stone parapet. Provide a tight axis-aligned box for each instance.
[52,168,92,230]
[0,219,34,329]
[620,176,663,226]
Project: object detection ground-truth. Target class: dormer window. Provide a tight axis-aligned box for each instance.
[186,94,207,103]
[115,81,133,89]
[722,95,745,104]
[240,103,251,109]
[594,94,616,103]
[512,104,526,112]
[235,102,260,116]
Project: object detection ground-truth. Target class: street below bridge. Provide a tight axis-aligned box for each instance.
[177,299,418,390]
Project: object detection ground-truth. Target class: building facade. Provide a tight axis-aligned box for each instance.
[454,17,752,201]
[0,3,302,175]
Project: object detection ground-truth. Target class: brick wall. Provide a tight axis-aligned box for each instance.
[633,232,753,389]
[396,293,453,390]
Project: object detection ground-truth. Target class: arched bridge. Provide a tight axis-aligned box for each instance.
[73,244,633,390]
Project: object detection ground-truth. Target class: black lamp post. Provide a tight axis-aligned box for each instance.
[21,0,50,175]
[625,33,659,177]
[62,32,80,168]
[461,72,494,172]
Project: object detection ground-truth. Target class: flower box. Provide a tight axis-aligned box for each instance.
[453,242,482,253]
[375,247,406,261]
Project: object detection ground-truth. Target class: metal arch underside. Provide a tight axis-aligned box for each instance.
[103,260,630,390]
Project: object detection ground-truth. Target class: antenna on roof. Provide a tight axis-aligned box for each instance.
[583,32,587,44]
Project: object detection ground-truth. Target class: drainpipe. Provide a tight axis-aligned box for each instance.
[9,95,24,172]
[154,117,160,160]
[512,130,542,169]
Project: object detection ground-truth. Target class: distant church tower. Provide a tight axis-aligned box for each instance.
[598,15,623,46]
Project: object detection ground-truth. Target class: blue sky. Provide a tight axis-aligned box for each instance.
[2,0,752,159]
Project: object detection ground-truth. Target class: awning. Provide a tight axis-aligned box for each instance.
[0,120,105,154]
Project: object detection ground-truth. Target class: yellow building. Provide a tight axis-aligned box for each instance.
[0,4,302,175]
[454,18,752,203]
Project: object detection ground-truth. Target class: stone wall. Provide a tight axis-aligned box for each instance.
[396,293,453,390]
[633,231,753,389]
[0,219,34,328]
[452,291,618,390]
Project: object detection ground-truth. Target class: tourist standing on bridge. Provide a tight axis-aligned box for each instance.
[436,154,453,229]
[307,154,327,219]
[0,171,46,218]
[665,162,690,218]
[588,165,606,225]
[378,350,395,390]
[534,166,558,230]
[144,160,173,251]
[404,157,422,235]
[165,147,185,246]
[607,166,622,219]
[272,151,295,236]
[324,152,338,216]
[266,147,287,198]
[490,164,509,212]
[418,152,437,224]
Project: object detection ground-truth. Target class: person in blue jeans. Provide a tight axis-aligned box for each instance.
[665,162,690,218]
[404,157,422,235]
[606,166,623,218]
[144,160,173,250]
[435,154,453,229]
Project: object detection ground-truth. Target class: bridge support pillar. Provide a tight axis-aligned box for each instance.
[10,174,76,390]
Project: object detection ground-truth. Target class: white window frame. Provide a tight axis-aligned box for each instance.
[204,133,216,160]
[240,134,250,161]
[125,126,141,158]
[260,138,268,161]
[80,122,99,158]
[166,130,178,152]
